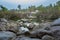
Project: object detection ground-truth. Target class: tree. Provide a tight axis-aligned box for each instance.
[18,5,21,10]
[0,5,8,11]
[56,1,60,6]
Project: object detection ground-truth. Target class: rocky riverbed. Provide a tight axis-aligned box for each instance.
[0,18,60,40]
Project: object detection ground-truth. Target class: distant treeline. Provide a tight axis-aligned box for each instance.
[0,1,60,21]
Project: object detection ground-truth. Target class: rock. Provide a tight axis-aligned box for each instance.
[30,24,60,40]
[42,35,55,40]
[0,18,8,22]
[6,22,18,33]
[51,18,60,26]
[0,31,16,40]
[33,22,39,26]
[30,29,52,39]
[19,27,29,33]
[17,27,29,35]
[15,37,40,40]
[32,22,39,31]
[0,22,7,31]
[31,26,60,39]
[44,26,51,30]
[28,23,35,30]
[23,22,34,30]
[49,26,60,39]
[16,20,21,22]
[24,23,31,27]
[32,22,51,31]
[30,18,60,39]
[40,22,51,29]
[0,20,18,32]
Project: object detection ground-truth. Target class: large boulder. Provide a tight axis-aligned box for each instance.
[49,26,60,39]
[51,18,60,26]
[15,37,40,40]
[42,35,55,40]
[30,29,52,39]
[30,18,60,39]
[0,31,16,40]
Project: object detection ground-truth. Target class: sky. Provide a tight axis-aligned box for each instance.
[0,0,59,9]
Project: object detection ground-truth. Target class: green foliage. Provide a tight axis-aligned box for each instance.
[0,13,4,18]
[0,1,60,21]
[57,1,60,6]
[9,14,20,21]
[28,5,36,11]
[0,5,8,11]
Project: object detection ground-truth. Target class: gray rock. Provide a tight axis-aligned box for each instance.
[30,25,60,40]
[0,31,16,40]
[30,29,52,38]
[15,37,40,40]
[30,18,60,39]
[6,22,19,33]
[51,18,60,26]
[49,26,60,39]
[0,22,7,31]
[17,27,29,34]
[42,35,55,40]
[0,18,8,22]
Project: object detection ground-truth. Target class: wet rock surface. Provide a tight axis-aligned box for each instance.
[0,18,60,40]
[0,31,16,40]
